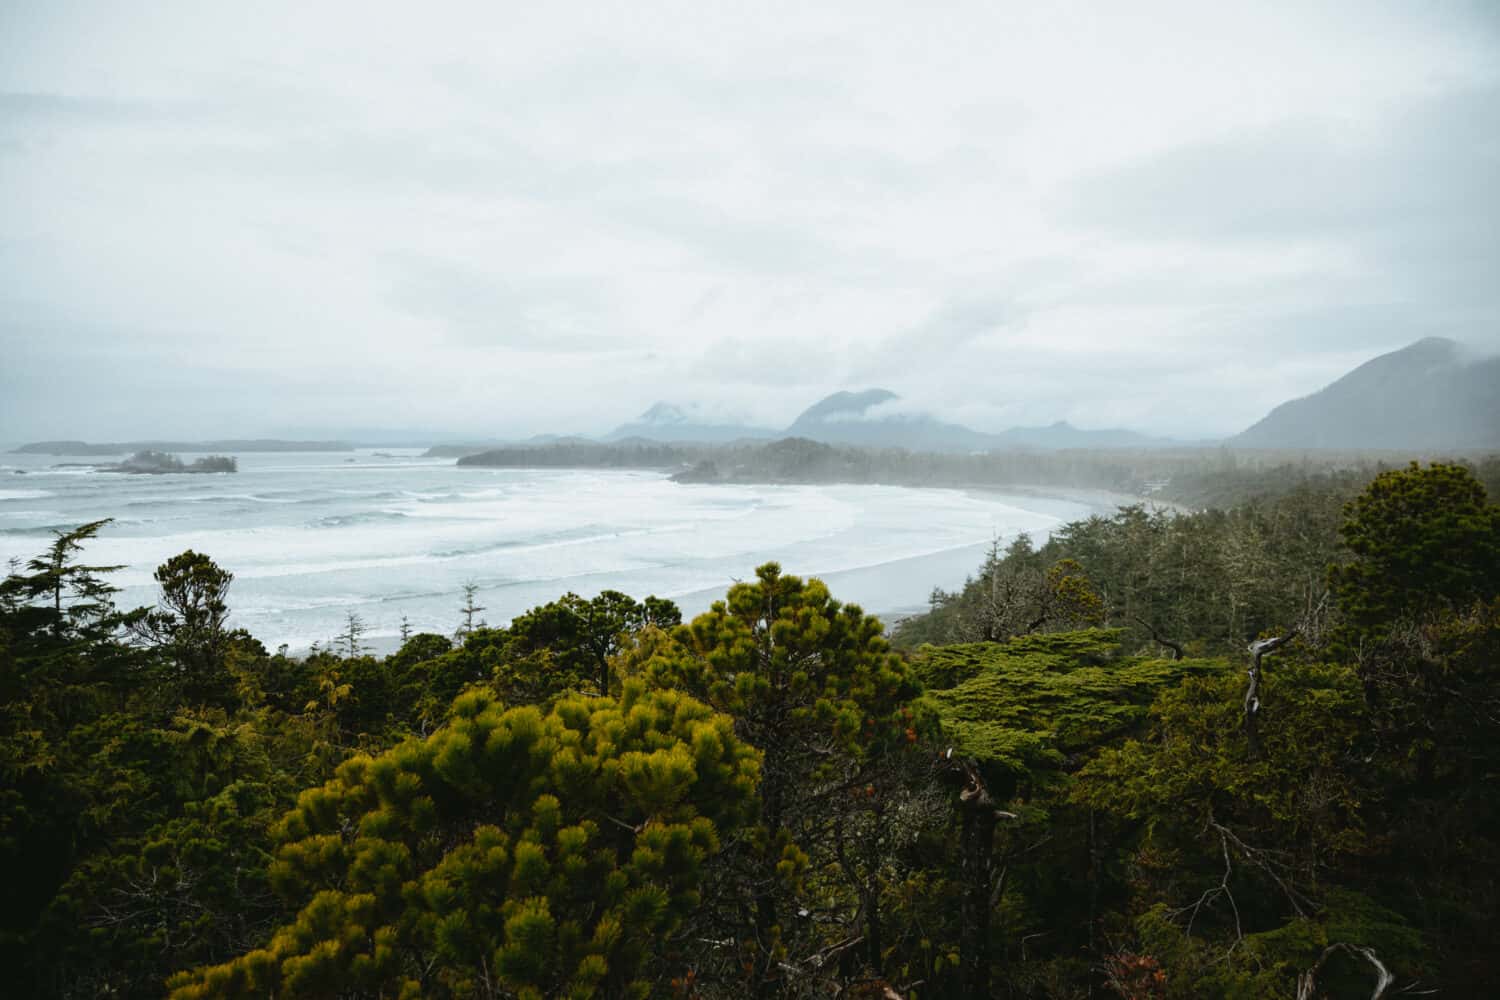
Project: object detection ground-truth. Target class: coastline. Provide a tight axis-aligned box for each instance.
[970,483,1194,516]
[2,458,1148,656]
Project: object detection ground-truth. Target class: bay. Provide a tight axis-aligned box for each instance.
[0,449,1111,651]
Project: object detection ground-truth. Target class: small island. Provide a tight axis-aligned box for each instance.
[101,450,237,474]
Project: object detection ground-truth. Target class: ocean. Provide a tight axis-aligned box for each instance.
[0,449,1109,651]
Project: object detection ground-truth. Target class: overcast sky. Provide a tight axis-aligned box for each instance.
[2,1,1497,442]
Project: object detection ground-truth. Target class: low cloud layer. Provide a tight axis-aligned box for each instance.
[2,1,1497,442]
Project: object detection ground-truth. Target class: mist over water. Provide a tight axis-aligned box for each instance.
[0,450,1105,650]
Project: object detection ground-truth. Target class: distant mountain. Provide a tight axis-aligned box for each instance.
[992,421,1170,450]
[783,389,1173,452]
[591,390,1174,454]
[605,402,776,444]
[422,435,591,458]
[1231,338,1500,450]
[784,389,998,452]
[788,388,899,426]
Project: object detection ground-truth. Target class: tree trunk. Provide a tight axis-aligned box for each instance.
[960,800,998,1000]
[753,777,784,999]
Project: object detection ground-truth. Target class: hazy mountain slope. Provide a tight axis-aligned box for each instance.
[605,402,776,443]
[991,421,1171,450]
[784,389,1175,452]
[784,389,998,452]
[1231,338,1500,449]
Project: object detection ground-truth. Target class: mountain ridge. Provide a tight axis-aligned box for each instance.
[604,389,1177,452]
[604,401,777,444]
[1231,337,1500,449]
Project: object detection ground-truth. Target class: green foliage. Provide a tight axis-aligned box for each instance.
[1130,890,1424,1000]
[898,482,1352,654]
[0,518,125,650]
[136,549,239,705]
[628,562,931,990]
[391,592,686,724]
[1073,658,1425,995]
[502,590,681,697]
[166,684,759,999]
[1076,660,1365,835]
[4,458,1500,1000]
[920,630,1225,779]
[1329,460,1500,638]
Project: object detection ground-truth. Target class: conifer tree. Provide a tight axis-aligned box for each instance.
[1330,461,1500,639]
[458,583,486,639]
[166,684,759,999]
[628,563,926,994]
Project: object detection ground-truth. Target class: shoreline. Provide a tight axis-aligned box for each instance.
[968,483,1193,516]
[4,459,1147,657]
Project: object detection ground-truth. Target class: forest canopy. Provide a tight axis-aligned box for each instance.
[1,462,1497,998]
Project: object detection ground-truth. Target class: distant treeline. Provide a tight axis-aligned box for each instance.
[455,436,1500,507]
[13,439,354,455]
[456,439,693,468]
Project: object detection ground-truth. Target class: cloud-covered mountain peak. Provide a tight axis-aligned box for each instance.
[789,389,902,426]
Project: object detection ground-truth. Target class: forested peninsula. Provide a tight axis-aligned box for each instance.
[456,436,1500,508]
[3,461,1498,998]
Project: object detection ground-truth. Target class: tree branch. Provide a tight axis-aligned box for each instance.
[1295,942,1394,1000]
[1243,630,1297,756]
[1131,614,1184,660]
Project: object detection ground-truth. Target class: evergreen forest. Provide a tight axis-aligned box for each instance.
[3,461,1498,999]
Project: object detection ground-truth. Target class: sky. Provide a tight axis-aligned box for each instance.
[2,1,1497,442]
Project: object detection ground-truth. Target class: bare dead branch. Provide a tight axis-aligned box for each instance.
[1172,827,1243,955]
[1295,942,1394,1000]
[1131,614,1185,660]
[1208,819,1311,918]
[1244,630,1297,756]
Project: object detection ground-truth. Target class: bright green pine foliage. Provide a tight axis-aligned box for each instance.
[634,563,921,743]
[917,630,1227,777]
[166,683,759,999]
[628,563,927,834]
[625,562,929,990]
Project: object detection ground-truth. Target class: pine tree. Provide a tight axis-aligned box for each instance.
[335,611,368,659]
[0,519,123,647]
[132,549,237,702]
[629,562,926,993]
[1330,461,1500,639]
[166,685,759,999]
[457,583,486,639]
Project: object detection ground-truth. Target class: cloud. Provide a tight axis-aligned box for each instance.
[0,91,175,124]
[0,2,1497,442]
[1060,85,1499,242]
[382,254,612,351]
